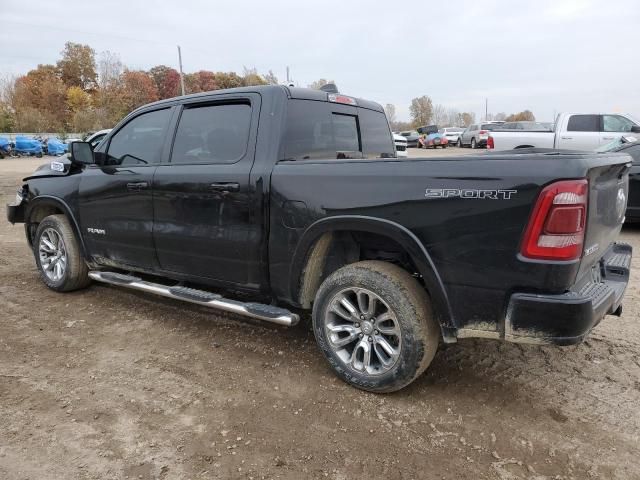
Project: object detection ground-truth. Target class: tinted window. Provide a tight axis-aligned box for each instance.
[359,108,394,159]
[603,115,635,133]
[481,123,497,130]
[89,133,107,148]
[284,100,361,160]
[107,108,171,166]
[171,103,251,164]
[567,114,599,132]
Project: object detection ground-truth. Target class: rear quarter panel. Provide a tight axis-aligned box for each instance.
[269,153,618,329]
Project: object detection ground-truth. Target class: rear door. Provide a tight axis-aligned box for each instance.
[558,114,600,151]
[600,114,638,145]
[79,107,173,269]
[152,94,261,286]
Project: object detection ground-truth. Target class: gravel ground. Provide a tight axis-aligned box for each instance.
[1,156,639,480]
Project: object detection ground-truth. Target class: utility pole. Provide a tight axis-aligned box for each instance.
[485,98,488,121]
[177,45,185,96]
[286,66,290,84]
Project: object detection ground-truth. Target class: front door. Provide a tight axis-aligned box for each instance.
[152,95,262,287]
[79,107,174,269]
[601,114,638,146]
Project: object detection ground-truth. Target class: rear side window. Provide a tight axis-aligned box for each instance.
[358,108,394,159]
[284,100,361,160]
[107,108,172,166]
[171,103,251,164]
[567,115,599,132]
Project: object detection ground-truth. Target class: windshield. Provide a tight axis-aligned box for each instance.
[595,135,639,153]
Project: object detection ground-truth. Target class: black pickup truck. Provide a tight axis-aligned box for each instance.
[6,85,633,392]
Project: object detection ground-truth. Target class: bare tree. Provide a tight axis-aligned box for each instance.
[460,112,476,127]
[308,78,334,90]
[506,110,535,121]
[264,70,278,85]
[409,95,433,127]
[445,108,461,127]
[97,50,123,90]
[494,112,507,121]
[431,104,448,127]
[384,104,396,124]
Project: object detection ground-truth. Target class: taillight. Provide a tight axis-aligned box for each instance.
[479,130,488,134]
[487,135,494,149]
[520,179,588,261]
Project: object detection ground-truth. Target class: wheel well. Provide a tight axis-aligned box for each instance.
[25,204,64,245]
[297,230,421,308]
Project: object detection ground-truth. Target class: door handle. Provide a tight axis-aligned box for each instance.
[561,136,573,140]
[209,182,240,193]
[126,181,149,191]
[602,136,615,140]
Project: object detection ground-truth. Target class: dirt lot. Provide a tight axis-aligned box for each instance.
[1,156,639,480]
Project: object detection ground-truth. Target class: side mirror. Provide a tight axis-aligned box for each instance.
[69,141,94,165]
[631,125,640,133]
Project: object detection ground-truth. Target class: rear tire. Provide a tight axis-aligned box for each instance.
[471,138,477,149]
[312,261,440,392]
[33,215,91,292]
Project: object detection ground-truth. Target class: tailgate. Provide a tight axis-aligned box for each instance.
[578,156,631,278]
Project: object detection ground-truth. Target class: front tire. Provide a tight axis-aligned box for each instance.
[471,138,477,149]
[457,138,463,148]
[312,261,439,392]
[34,215,91,292]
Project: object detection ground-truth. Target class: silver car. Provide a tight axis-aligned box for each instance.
[458,122,504,149]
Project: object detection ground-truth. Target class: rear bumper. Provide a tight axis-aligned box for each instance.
[505,242,632,345]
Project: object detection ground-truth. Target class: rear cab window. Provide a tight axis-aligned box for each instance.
[283,99,394,160]
[567,115,599,132]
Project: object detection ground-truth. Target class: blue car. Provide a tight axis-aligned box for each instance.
[416,125,448,149]
[14,136,43,157]
[46,137,68,156]
[0,136,11,158]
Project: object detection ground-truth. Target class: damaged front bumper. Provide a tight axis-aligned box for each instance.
[505,242,632,345]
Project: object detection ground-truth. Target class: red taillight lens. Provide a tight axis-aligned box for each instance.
[479,130,488,134]
[520,179,588,261]
[487,135,494,149]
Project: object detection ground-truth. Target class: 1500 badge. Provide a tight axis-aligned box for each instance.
[425,188,517,200]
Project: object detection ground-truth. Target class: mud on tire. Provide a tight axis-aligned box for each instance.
[312,260,440,393]
[33,214,91,292]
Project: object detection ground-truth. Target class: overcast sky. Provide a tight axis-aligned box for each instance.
[2,0,639,122]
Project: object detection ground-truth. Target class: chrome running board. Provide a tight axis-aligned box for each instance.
[88,271,299,326]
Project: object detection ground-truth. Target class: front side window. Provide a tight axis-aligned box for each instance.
[284,100,361,160]
[107,108,172,166]
[359,108,394,159]
[567,114,599,132]
[603,115,635,133]
[171,103,252,164]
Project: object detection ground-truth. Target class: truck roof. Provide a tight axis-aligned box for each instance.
[131,84,385,115]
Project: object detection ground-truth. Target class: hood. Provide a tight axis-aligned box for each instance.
[23,157,72,181]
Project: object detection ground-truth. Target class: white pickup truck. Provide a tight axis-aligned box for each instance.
[488,113,640,151]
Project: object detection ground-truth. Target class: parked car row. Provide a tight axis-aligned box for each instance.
[0,130,112,159]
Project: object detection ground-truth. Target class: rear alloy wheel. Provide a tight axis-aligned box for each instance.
[471,138,477,149]
[313,261,439,392]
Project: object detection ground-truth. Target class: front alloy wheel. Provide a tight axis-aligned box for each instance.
[38,228,67,282]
